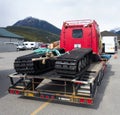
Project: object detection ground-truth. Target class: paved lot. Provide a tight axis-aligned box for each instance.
[0,50,120,115]
[0,50,32,98]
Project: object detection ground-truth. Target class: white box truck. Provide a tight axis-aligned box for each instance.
[23,42,40,50]
[102,36,118,53]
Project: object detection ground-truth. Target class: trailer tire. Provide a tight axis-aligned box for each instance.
[97,69,104,86]
[78,60,82,72]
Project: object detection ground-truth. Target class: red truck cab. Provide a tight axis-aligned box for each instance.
[60,19,102,55]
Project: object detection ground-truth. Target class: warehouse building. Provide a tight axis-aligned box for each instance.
[0,28,24,52]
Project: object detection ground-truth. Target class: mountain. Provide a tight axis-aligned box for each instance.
[13,17,61,35]
[6,26,59,43]
[101,30,117,36]
[110,27,120,35]
[101,30,120,41]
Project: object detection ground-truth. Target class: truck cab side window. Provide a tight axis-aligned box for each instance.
[72,29,83,38]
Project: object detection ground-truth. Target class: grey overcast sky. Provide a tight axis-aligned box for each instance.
[0,0,120,31]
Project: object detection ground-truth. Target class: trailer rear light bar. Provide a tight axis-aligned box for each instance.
[9,88,93,105]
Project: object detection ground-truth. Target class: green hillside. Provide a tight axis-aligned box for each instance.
[6,26,60,43]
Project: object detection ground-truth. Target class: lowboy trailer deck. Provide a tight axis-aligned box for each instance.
[8,61,106,105]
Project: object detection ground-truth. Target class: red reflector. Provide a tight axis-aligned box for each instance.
[40,95,44,99]
[87,99,93,104]
[51,96,55,100]
[80,99,85,103]
[15,90,20,95]
[10,89,14,94]
[46,96,49,99]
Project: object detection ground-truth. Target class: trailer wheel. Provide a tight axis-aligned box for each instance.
[100,69,104,81]
[97,71,101,86]
[86,55,90,65]
[81,59,84,69]
[97,69,104,86]
[84,57,87,67]
[78,60,82,72]
[82,57,87,68]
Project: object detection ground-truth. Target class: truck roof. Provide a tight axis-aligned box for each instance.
[63,19,96,27]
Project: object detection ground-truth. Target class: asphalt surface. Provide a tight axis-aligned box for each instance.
[0,50,32,98]
[0,43,17,53]
[0,50,120,115]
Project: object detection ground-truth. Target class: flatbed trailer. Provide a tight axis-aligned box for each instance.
[8,61,106,105]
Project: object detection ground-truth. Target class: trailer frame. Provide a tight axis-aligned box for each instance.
[8,61,106,105]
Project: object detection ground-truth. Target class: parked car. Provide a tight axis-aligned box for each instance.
[16,44,27,51]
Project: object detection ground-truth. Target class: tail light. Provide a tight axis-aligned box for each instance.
[9,89,14,94]
[45,96,49,99]
[40,95,44,99]
[80,99,85,103]
[15,90,20,95]
[87,99,93,104]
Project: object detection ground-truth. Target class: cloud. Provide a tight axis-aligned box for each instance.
[0,0,120,31]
